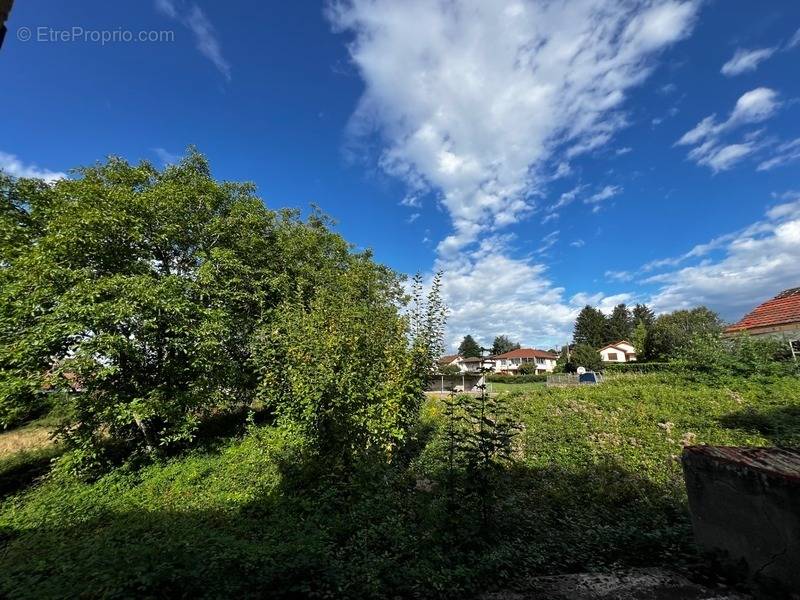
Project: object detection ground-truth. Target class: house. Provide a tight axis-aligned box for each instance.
[492,348,558,374]
[599,340,637,363]
[723,287,800,358]
[437,354,464,372]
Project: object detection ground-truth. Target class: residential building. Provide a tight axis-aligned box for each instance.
[723,287,800,359]
[492,348,558,374]
[599,340,637,363]
[437,354,465,372]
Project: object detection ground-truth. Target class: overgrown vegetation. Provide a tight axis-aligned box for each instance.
[2,372,798,598]
[0,152,443,473]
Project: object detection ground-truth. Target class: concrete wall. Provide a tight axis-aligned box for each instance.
[682,446,800,596]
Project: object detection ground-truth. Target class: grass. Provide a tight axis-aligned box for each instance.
[487,381,546,394]
[0,373,798,598]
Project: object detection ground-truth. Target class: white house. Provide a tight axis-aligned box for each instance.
[492,348,558,374]
[599,340,637,363]
[437,354,467,372]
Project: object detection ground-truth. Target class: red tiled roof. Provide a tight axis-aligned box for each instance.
[492,348,558,359]
[437,354,461,365]
[724,287,800,333]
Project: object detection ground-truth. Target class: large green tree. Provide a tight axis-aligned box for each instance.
[491,335,520,356]
[458,335,482,358]
[1,150,435,469]
[631,303,655,329]
[606,303,633,343]
[572,344,603,371]
[573,306,607,348]
[645,307,723,360]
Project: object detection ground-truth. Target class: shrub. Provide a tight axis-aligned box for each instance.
[602,362,673,374]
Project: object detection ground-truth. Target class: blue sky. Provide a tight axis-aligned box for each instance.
[3,1,800,350]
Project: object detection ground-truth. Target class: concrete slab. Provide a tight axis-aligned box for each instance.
[481,568,749,600]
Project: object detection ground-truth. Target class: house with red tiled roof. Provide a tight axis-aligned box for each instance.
[599,340,637,363]
[492,348,558,374]
[723,287,800,357]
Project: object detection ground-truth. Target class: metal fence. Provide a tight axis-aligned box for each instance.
[546,373,581,387]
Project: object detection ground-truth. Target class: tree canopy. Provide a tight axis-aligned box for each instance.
[491,335,520,356]
[573,306,607,348]
[458,335,482,358]
[0,150,442,470]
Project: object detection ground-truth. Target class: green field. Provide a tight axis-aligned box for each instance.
[487,380,546,393]
[1,373,799,598]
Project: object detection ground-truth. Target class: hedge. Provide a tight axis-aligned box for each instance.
[602,362,673,373]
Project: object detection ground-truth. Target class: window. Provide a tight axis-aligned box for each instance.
[536,357,545,364]
[607,352,618,361]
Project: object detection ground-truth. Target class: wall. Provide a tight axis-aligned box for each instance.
[682,446,800,596]
[600,347,627,362]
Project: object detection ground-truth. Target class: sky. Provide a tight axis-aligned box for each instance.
[3,0,800,351]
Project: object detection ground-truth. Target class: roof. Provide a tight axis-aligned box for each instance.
[599,340,635,352]
[724,287,800,333]
[492,348,558,359]
[460,356,483,363]
[437,354,461,365]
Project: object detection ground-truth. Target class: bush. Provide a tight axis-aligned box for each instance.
[602,362,673,374]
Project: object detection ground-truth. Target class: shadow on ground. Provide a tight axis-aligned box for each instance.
[0,447,695,599]
[718,405,800,447]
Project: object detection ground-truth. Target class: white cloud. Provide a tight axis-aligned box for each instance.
[616,147,633,156]
[329,0,699,256]
[155,0,231,80]
[434,239,631,349]
[0,151,66,183]
[400,194,421,208]
[152,147,182,166]
[585,185,622,204]
[537,230,559,254]
[696,143,754,172]
[787,27,800,49]
[407,212,420,223]
[551,185,587,211]
[605,270,633,282]
[757,137,800,171]
[643,195,800,318]
[570,239,585,248]
[541,213,559,225]
[677,87,780,172]
[720,47,776,76]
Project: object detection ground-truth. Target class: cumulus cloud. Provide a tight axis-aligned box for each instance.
[329,0,699,255]
[0,151,66,183]
[644,195,800,319]
[155,0,231,80]
[677,87,780,172]
[434,240,632,349]
[720,47,776,76]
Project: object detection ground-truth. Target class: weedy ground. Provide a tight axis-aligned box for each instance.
[1,373,798,599]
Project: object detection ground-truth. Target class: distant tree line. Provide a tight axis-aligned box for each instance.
[454,334,547,359]
[573,302,723,360]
